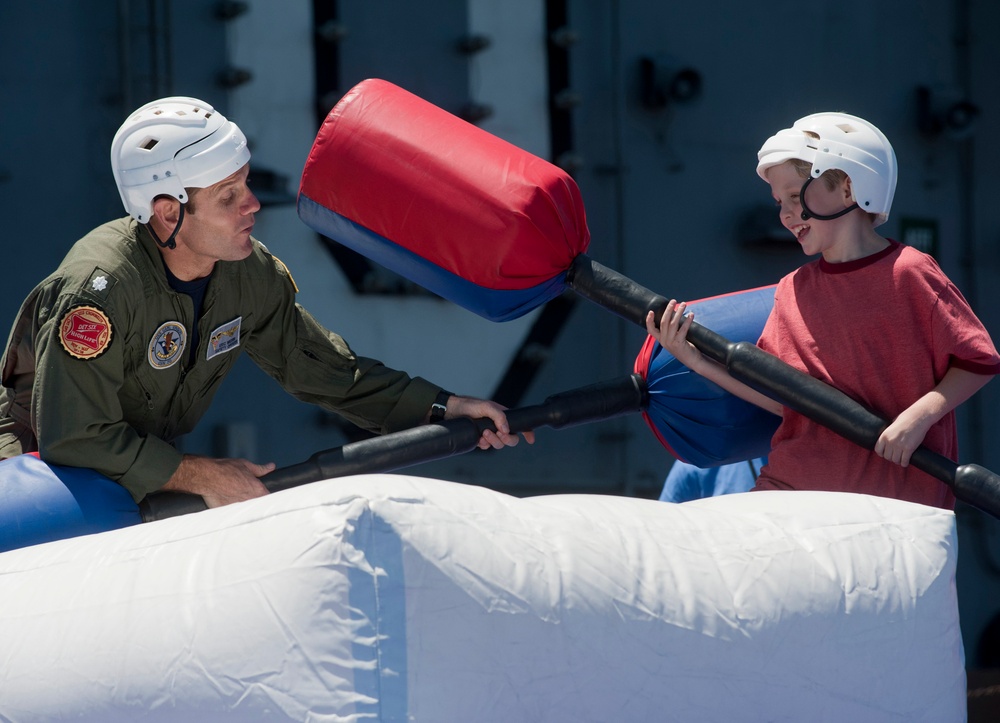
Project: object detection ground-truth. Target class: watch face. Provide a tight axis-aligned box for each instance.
[430,400,448,422]
[430,391,451,422]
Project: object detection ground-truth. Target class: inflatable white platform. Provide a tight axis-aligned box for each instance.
[0,474,964,722]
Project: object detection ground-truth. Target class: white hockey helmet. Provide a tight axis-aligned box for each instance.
[756,112,897,227]
[111,97,251,223]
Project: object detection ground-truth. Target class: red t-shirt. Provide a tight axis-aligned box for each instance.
[755,241,1000,508]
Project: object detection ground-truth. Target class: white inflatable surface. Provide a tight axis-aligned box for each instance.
[0,474,964,722]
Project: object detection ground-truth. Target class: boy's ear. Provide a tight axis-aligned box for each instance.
[842,176,856,203]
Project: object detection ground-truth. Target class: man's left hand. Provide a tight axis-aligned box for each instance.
[441,395,536,450]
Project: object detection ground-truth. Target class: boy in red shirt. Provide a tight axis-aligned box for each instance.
[646,112,999,508]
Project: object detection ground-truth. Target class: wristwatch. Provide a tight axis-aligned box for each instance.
[429,390,451,423]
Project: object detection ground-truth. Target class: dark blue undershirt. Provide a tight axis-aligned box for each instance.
[162,261,212,365]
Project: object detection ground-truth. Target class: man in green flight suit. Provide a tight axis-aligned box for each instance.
[0,96,531,508]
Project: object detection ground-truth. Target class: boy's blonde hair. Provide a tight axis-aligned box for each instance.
[787,158,878,225]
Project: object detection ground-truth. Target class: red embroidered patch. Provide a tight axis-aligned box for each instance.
[58,305,113,360]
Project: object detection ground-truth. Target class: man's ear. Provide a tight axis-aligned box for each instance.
[150,196,182,226]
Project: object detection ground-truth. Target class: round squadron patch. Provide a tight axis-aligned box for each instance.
[148,321,187,369]
[58,305,113,360]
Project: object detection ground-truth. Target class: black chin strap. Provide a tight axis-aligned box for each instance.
[799,176,859,221]
[148,202,185,250]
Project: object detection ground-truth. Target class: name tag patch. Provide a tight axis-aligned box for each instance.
[148,321,187,369]
[207,317,242,361]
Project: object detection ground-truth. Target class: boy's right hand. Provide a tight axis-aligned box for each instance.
[645,300,703,371]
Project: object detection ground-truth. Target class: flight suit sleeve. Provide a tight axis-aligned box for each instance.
[31,281,183,502]
[243,252,441,435]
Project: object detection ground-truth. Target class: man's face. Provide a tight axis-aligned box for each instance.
[180,164,260,265]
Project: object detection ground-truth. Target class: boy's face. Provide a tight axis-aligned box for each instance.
[766,162,850,256]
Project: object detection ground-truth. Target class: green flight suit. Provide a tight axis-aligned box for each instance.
[0,218,440,501]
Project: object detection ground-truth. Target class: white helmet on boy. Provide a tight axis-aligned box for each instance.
[756,112,897,227]
[111,97,250,223]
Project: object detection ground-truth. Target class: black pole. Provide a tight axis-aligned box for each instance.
[139,374,647,522]
[566,254,1000,519]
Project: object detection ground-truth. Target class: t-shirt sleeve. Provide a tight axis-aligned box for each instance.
[923,268,1000,376]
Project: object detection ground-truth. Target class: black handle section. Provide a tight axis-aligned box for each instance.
[137,490,212,519]
[139,374,648,522]
[567,254,671,328]
[263,372,645,495]
[567,253,1000,520]
[503,372,648,431]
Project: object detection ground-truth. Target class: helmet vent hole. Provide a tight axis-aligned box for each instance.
[836,123,859,134]
[139,137,159,151]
